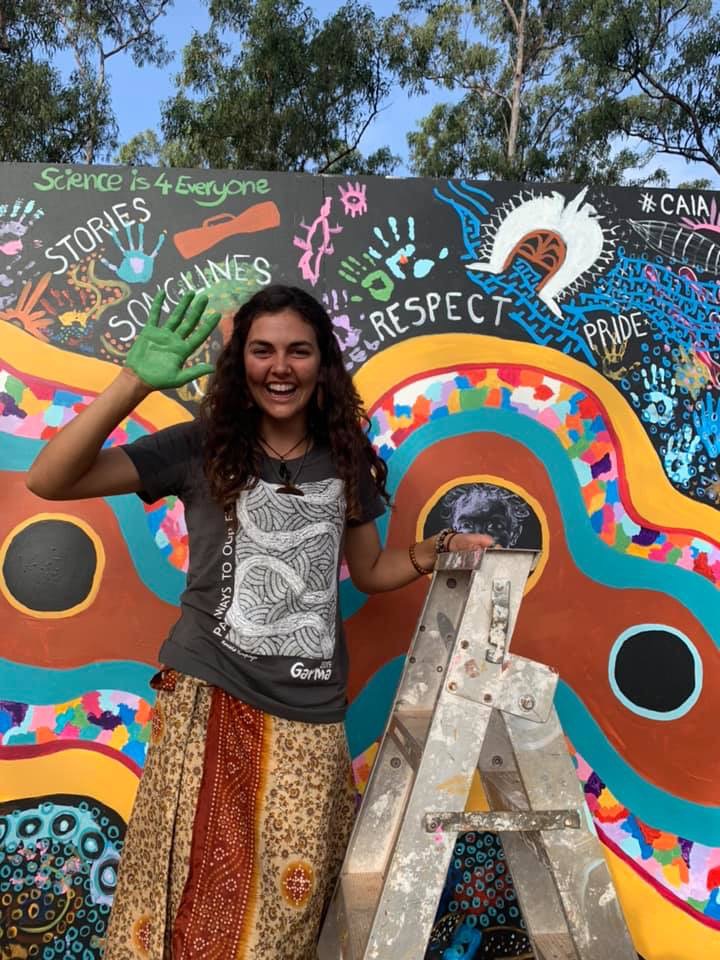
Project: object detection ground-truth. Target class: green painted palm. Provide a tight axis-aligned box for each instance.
[125,290,221,389]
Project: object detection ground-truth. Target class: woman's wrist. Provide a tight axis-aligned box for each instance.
[117,366,155,404]
[409,539,435,575]
[409,530,454,576]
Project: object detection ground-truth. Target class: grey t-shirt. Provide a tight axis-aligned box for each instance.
[121,420,385,722]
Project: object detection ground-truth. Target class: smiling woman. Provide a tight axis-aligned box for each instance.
[25,283,493,960]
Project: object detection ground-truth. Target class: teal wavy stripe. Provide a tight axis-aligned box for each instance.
[555,680,720,845]
[344,659,720,846]
[107,494,184,605]
[1,432,43,470]
[345,656,404,757]
[339,499,391,617]
[340,410,719,842]
[343,409,719,643]
[0,658,155,703]
[2,432,184,605]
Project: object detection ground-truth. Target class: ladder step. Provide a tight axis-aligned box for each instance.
[424,809,581,832]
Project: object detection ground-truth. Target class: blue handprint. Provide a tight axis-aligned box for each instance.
[631,362,677,426]
[367,216,448,280]
[692,390,720,457]
[100,223,166,284]
[664,425,701,485]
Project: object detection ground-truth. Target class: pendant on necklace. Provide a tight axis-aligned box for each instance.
[276,483,305,496]
[276,460,304,496]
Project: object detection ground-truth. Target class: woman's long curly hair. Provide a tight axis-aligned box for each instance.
[201,284,390,518]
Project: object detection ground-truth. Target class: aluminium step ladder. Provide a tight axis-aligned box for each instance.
[318,548,636,960]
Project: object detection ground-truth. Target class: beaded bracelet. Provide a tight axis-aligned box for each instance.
[444,531,458,552]
[408,541,434,576]
[435,527,456,554]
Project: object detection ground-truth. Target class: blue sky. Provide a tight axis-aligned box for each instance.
[102,0,445,175]
[95,0,717,187]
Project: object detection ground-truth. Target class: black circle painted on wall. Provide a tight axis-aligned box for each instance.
[423,482,542,551]
[613,628,697,714]
[2,519,97,612]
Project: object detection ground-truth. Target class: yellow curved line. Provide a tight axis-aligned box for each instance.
[605,844,719,957]
[0,749,138,821]
[415,473,550,594]
[0,320,191,428]
[0,512,105,619]
[354,334,720,543]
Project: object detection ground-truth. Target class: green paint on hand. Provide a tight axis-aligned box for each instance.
[125,290,221,390]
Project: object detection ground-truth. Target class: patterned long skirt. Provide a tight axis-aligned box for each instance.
[103,670,356,960]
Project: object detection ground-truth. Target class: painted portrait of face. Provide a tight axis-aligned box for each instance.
[423,481,542,550]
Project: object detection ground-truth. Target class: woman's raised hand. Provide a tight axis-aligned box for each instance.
[125,291,221,390]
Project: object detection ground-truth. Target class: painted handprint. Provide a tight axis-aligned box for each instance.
[321,287,380,370]
[600,337,639,382]
[0,197,44,309]
[631,362,678,426]
[692,390,720,458]
[367,215,448,280]
[663,425,701,485]
[100,223,166,284]
[322,288,361,350]
[338,254,395,303]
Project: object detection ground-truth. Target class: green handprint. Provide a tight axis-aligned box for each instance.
[338,253,395,303]
[125,291,221,389]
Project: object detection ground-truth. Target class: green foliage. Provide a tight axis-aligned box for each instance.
[0,58,108,162]
[157,0,396,173]
[115,130,189,166]
[0,0,172,163]
[385,0,711,184]
[579,0,720,178]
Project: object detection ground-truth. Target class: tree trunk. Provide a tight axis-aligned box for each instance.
[507,0,527,165]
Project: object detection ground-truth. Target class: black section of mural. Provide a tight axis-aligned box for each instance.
[0,794,125,957]
[613,627,697,714]
[423,483,542,551]
[1,163,720,508]
[1,518,97,612]
[424,830,532,959]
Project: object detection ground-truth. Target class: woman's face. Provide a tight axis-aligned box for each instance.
[243,308,322,426]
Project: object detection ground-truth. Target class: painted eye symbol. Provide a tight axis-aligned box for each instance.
[338,182,368,219]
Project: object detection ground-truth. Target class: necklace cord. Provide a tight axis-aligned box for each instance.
[259,435,311,491]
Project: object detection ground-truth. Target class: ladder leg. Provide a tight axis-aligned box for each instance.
[319,549,636,960]
[318,566,473,960]
[478,709,578,960]
[363,698,496,958]
[487,709,637,960]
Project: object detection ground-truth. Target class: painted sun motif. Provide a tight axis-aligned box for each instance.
[467,187,617,316]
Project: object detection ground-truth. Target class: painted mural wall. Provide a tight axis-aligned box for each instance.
[0,163,718,960]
